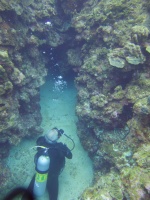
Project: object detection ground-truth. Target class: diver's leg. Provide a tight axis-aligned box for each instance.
[22,175,35,200]
[28,175,35,191]
[47,174,59,200]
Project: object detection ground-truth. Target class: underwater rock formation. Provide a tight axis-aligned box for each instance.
[0,0,76,196]
[0,0,73,154]
[0,5,44,156]
[72,0,150,199]
[1,0,150,199]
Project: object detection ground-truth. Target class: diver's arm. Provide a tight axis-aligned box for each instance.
[58,143,72,159]
[65,147,72,159]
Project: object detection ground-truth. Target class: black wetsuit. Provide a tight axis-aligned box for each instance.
[24,136,72,200]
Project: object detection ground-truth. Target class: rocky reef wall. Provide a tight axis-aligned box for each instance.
[0,0,74,193]
[0,1,48,156]
[69,0,150,199]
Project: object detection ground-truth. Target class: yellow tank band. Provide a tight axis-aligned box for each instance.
[35,172,48,182]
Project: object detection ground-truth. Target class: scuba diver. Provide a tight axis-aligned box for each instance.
[23,127,73,200]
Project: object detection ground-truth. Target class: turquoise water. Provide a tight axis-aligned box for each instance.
[40,73,93,200]
[40,73,77,132]
[6,73,93,200]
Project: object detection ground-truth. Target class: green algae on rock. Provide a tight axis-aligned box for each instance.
[108,54,125,68]
[80,170,124,200]
[126,56,145,65]
[146,45,150,53]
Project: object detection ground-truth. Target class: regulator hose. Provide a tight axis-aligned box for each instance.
[64,133,75,151]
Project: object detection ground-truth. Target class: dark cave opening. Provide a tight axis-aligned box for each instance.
[120,103,134,122]
[39,44,65,61]
[112,69,134,90]
[18,100,27,115]
[18,99,32,116]
[38,43,78,79]
[0,10,17,24]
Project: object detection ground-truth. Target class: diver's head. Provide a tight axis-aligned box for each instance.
[45,128,59,143]
[45,128,64,143]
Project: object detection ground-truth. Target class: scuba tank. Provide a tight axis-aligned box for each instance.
[33,148,50,197]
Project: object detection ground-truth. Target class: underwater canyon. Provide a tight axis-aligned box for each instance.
[0,0,150,199]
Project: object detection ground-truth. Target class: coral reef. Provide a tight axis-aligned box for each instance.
[72,0,150,199]
[1,0,150,199]
[0,0,62,196]
[0,1,62,159]
[0,0,67,152]
[0,0,78,196]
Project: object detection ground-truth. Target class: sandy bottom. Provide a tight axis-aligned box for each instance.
[5,74,93,200]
